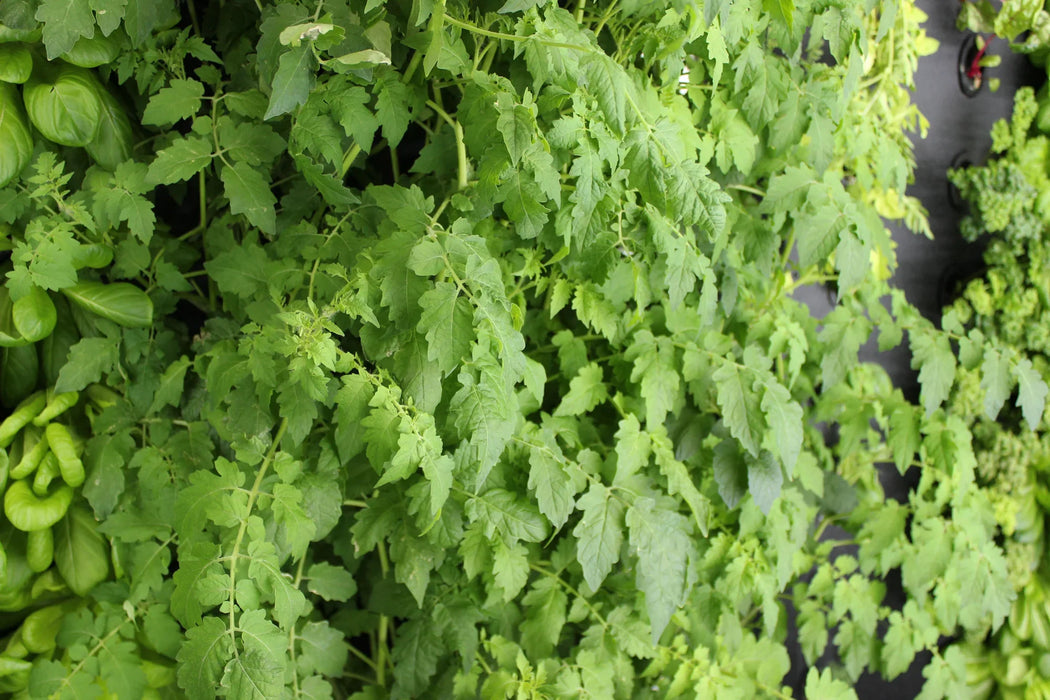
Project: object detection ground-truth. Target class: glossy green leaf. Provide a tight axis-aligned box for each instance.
[52,506,109,595]
[12,286,56,342]
[22,64,103,146]
[0,43,32,83]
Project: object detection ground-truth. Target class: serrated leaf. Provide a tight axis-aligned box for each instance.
[626,497,690,641]
[1015,357,1048,430]
[390,617,442,696]
[520,577,567,658]
[142,79,205,126]
[910,330,956,416]
[572,484,623,591]
[416,282,472,375]
[149,355,190,413]
[36,0,94,58]
[220,162,277,234]
[747,451,783,515]
[176,617,233,697]
[306,562,357,601]
[498,0,544,12]
[492,537,529,600]
[265,45,316,120]
[497,102,533,166]
[297,621,348,677]
[980,347,1013,419]
[760,380,803,473]
[713,358,764,456]
[55,337,120,393]
[147,136,213,184]
[554,362,608,416]
[581,53,628,132]
[527,438,576,529]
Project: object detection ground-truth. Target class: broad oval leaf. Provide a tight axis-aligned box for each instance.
[1,343,38,409]
[61,281,153,328]
[0,286,29,347]
[22,64,103,147]
[12,286,57,342]
[52,506,109,595]
[58,32,121,67]
[0,43,32,84]
[0,83,33,187]
[85,88,133,171]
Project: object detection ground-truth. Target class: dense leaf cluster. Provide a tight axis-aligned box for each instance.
[946,85,1050,699]
[0,0,1044,698]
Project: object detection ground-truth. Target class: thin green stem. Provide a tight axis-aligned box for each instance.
[443,13,592,52]
[426,100,469,190]
[198,170,207,232]
[340,144,362,178]
[346,641,380,672]
[227,419,289,639]
[727,183,766,197]
[575,0,587,22]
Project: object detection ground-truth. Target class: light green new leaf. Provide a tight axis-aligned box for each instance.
[614,415,651,483]
[554,363,608,417]
[1014,357,1048,430]
[450,358,514,488]
[910,330,956,416]
[760,380,803,473]
[651,431,710,536]
[980,347,1013,419]
[804,667,859,700]
[887,401,921,475]
[220,162,277,234]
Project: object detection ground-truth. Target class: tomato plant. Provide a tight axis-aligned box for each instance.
[0,0,1043,698]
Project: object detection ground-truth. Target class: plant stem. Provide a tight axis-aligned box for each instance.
[443,13,592,52]
[227,418,288,639]
[426,100,469,190]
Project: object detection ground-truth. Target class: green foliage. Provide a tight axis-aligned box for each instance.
[0,0,1032,698]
